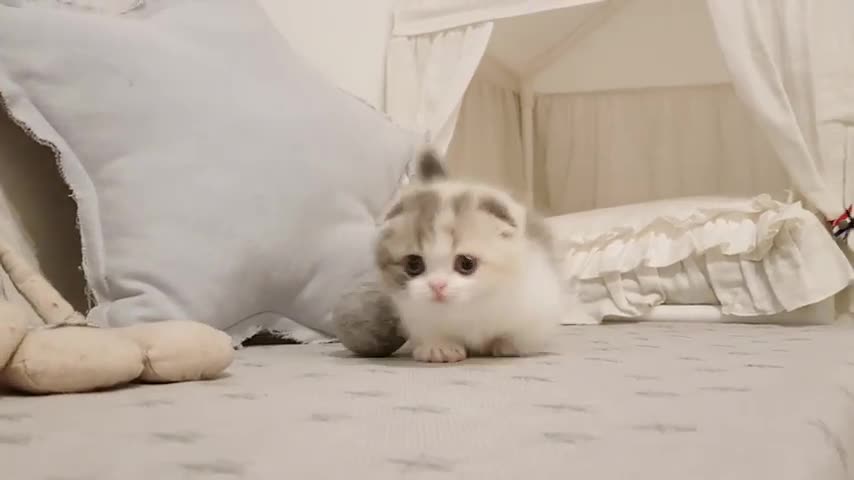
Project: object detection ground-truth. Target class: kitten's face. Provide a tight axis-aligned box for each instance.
[375,182,528,306]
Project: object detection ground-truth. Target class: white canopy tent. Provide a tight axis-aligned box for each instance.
[386,0,854,223]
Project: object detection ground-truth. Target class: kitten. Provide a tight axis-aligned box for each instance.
[374,149,567,363]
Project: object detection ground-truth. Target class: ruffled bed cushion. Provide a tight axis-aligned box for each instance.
[545,195,854,323]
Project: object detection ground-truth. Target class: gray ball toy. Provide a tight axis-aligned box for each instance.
[332,277,406,357]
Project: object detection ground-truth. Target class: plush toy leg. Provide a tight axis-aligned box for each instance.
[0,238,144,394]
[0,303,29,369]
[2,326,145,394]
[118,321,233,383]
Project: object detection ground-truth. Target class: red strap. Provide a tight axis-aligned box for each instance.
[831,205,852,227]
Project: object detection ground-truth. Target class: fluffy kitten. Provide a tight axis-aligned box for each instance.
[374,149,566,363]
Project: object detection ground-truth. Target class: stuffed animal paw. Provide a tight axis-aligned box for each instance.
[0,237,234,395]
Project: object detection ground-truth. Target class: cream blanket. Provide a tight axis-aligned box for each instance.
[2,322,853,479]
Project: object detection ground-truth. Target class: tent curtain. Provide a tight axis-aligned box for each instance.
[445,75,525,198]
[385,22,493,154]
[706,0,854,225]
[533,85,788,215]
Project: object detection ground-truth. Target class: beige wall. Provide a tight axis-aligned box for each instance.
[532,0,729,93]
[258,0,395,109]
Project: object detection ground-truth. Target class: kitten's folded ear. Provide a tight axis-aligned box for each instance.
[415,146,447,183]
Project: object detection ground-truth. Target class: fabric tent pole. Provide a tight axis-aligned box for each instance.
[521,85,535,207]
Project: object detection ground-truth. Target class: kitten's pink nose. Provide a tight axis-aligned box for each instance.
[429,280,448,299]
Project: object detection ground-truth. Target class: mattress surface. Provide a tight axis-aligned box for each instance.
[3,322,854,480]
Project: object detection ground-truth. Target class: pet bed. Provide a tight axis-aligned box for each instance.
[3,322,854,480]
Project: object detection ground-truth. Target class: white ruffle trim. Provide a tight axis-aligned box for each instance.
[557,195,803,280]
[549,195,854,322]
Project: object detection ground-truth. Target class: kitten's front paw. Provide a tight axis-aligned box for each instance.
[413,343,467,363]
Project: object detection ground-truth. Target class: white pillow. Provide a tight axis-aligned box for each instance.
[0,0,416,343]
[546,195,854,323]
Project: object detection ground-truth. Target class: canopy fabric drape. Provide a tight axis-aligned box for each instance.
[385,22,493,154]
[706,0,854,228]
[388,0,854,205]
[393,0,605,36]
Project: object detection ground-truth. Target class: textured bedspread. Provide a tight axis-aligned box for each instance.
[3,322,854,480]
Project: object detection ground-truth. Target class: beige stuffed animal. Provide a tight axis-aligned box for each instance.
[0,239,234,394]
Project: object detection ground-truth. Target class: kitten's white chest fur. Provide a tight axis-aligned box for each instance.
[394,244,564,361]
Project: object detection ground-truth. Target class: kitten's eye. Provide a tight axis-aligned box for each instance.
[454,255,478,275]
[403,255,425,277]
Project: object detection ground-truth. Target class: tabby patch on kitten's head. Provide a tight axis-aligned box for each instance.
[375,148,552,305]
